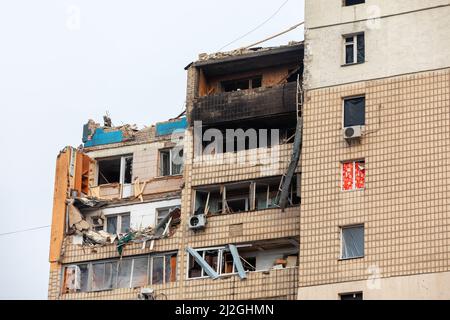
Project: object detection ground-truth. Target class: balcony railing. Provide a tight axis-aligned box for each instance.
[191,82,297,125]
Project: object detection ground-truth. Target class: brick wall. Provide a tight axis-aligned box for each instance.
[299,68,450,288]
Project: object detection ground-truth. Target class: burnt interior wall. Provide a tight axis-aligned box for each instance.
[191,81,298,126]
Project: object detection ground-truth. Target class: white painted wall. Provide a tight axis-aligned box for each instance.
[304,0,450,89]
[84,198,181,231]
[298,271,450,300]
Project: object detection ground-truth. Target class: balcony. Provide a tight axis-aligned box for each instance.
[191,82,298,126]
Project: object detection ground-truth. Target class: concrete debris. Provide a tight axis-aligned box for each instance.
[198,41,303,62]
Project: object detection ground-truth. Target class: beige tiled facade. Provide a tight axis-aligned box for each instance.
[298,68,450,298]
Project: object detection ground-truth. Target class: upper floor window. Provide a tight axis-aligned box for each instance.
[97,155,133,186]
[343,96,365,127]
[344,33,365,65]
[106,213,130,235]
[341,225,365,260]
[344,0,365,6]
[342,160,365,191]
[221,76,262,93]
[159,148,183,177]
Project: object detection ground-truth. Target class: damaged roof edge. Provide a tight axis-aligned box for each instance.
[191,42,304,68]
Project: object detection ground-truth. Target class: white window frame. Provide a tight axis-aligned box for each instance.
[341,160,365,192]
[343,33,364,65]
[159,148,183,177]
[186,245,252,280]
[155,207,173,226]
[104,212,131,235]
[95,154,133,186]
[340,225,365,260]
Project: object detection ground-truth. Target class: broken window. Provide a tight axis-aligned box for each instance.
[344,33,365,65]
[221,76,262,93]
[342,160,365,191]
[63,252,177,293]
[344,0,365,6]
[341,225,365,259]
[156,208,171,226]
[159,148,184,176]
[194,176,300,216]
[97,155,133,186]
[106,213,130,235]
[151,256,164,285]
[187,241,298,280]
[343,96,365,127]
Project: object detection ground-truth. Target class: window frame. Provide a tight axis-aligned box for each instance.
[104,212,131,235]
[341,159,366,192]
[62,252,177,293]
[186,245,254,280]
[159,148,184,177]
[95,154,133,187]
[339,224,365,260]
[343,33,365,66]
[342,95,366,128]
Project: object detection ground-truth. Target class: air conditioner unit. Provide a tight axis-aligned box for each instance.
[188,214,206,230]
[343,126,363,140]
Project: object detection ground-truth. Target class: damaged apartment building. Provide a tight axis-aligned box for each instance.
[49,0,450,300]
[48,42,304,300]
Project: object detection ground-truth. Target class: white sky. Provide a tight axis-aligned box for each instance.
[0,0,304,299]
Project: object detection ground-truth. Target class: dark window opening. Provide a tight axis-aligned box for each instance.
[194,175,301,216]
[340,292,363,300]
[124,157,133,184]
[344,96,365,127]
[287,67,303,83]
[221,76,262,93]
[344,0,365,6]
[344,33,365,65]
[98,158,121,185]
[201,117,297,155]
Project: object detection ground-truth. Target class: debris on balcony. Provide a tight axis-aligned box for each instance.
[67,198,182,252]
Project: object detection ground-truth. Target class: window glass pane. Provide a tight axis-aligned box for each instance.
[171,148,183,175]
[344,97,365,127]
[342,162,354,191]
[345,0,365,6]
[355,161,365,189]
[357,34,365,63]
[160,151,170,176]
[79,264,89,292]
[120,214,131,234]
[106,216,117,234]
[345,43,354,64]
[131,257,149,288]
[342,226,365,259]
[117,259,132,288]
[104,262,117,290]
[91,263,106,291]
[152,257,164,285]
